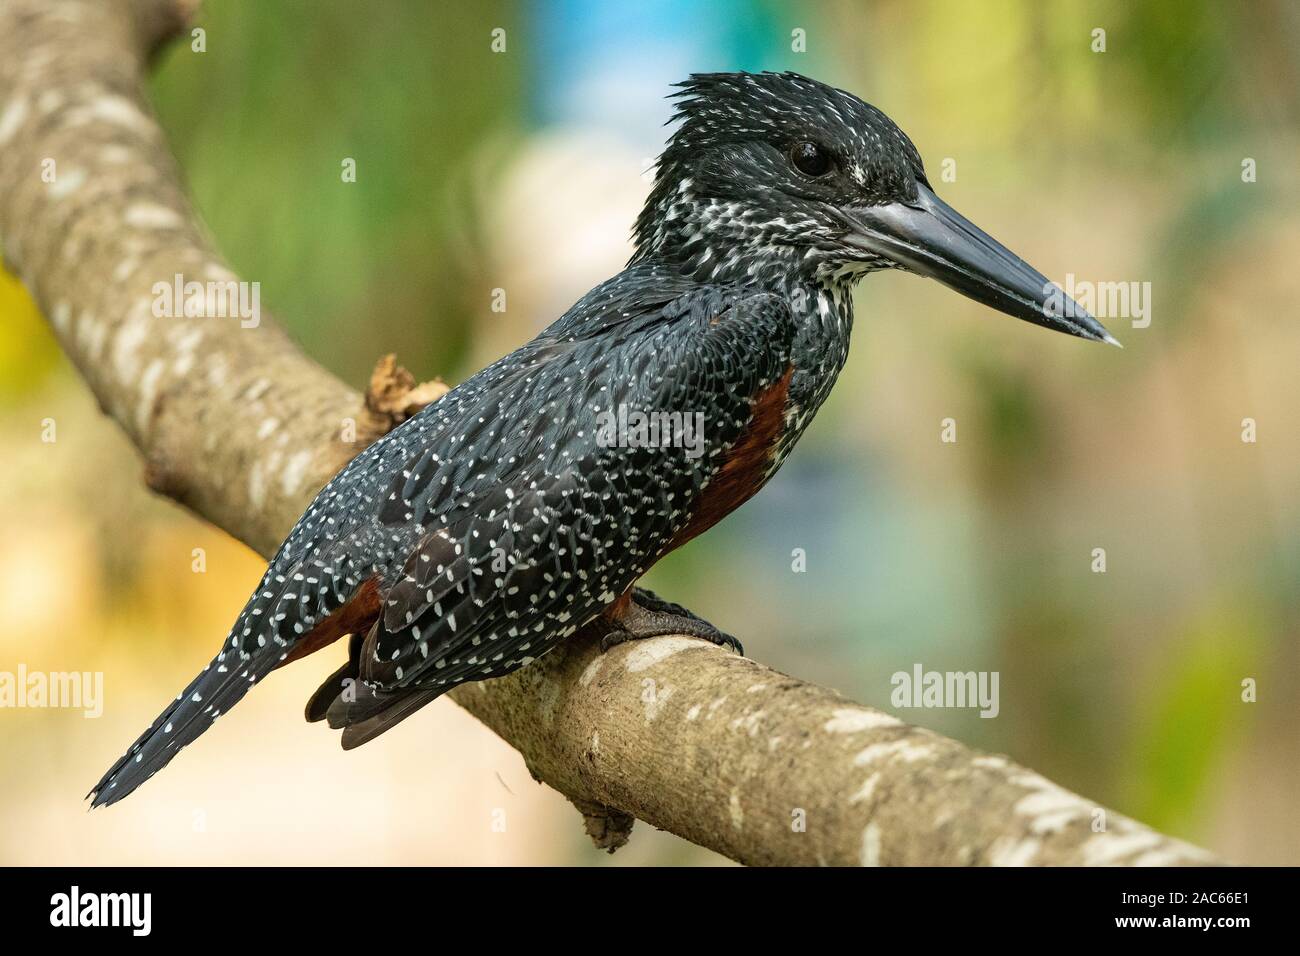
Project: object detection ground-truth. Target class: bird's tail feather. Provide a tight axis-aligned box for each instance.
[304,632,363,723]
[327,681,442,751]
[87,642,278,808]
[305,629,442,748]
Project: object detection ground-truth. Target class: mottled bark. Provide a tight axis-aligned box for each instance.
[0,0,1220,866]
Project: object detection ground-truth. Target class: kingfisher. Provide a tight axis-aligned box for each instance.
[90,71,1115,806]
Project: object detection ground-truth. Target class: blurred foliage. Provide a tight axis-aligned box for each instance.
[149,0,523,387]
[1123,601,1262,832]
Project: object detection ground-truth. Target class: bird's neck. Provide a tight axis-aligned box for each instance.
[782,274,856,434]
[634,179,859,424]
[635,236,858,424]
[633,179,818,288]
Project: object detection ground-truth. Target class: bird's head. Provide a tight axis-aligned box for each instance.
[634,71,1117,345]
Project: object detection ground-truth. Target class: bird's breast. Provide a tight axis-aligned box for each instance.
[662,363,796,555]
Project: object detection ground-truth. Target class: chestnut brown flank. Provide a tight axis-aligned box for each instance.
[663,364,794,554]
[599,588,635,623]
[275,576,382,668]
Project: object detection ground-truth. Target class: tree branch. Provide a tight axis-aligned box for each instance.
[0,0,1220,866]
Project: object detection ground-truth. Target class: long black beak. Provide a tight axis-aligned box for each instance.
[842,183,1120,346]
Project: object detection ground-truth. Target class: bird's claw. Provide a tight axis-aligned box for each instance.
[600,590,744,656]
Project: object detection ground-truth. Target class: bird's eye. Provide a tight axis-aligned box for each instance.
[790,142,832,177]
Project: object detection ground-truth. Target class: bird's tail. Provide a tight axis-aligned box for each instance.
[88,646,278,808]
[88,604,285,808]
[304,631,443,751]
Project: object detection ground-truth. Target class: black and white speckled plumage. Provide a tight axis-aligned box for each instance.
[90,71,934,806]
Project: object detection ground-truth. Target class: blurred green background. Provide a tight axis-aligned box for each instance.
[1,0,1298,865]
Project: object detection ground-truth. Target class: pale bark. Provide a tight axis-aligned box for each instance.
[0,0,1220,866]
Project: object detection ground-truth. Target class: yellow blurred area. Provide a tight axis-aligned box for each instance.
[0,267,61,398]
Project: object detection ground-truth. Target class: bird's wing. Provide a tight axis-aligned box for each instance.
[345,288,796,715]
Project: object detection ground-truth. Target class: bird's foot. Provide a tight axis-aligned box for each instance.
[629,587,704,620]
[599,589,743,656]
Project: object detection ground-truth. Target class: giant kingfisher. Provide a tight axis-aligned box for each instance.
[91,71,1115,806]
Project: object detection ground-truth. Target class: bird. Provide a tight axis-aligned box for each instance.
[89,71,1115,807]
